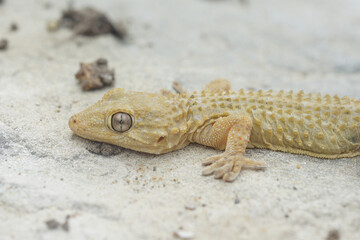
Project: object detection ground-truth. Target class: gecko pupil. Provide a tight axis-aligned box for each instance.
[111,112,132,132]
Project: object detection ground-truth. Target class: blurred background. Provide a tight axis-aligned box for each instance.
[1,0,360,94]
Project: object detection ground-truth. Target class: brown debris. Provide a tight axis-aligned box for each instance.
[160,81,186,97]
[0,39,8,50]
[75,58,115,91]
[172,81,186,94]
[55,7,126,39]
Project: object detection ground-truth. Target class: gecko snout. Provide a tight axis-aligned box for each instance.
[68,114,79,133]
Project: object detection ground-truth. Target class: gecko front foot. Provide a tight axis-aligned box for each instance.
[202,153,266,182]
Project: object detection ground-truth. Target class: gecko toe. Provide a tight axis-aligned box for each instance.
[223,172,238,182]
[242,158,266,170]
[202,165,215,176]
[213,161,234,179]
[202,154,222,166]
[223,157,243,182]
[202,156,228,176]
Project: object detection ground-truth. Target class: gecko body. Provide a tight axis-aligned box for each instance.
[69,80,360,181]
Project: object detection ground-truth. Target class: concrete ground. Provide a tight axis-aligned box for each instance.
[0,0,359,239]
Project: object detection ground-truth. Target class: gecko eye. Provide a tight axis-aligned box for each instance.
[111,112,133,132]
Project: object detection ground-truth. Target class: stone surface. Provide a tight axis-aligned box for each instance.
[0,0,359,239]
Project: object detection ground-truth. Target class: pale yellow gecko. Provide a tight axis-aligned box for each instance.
[69,79,360,182]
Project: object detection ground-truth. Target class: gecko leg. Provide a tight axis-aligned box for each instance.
[200,115,265,182]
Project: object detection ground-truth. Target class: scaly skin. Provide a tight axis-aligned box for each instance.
[69,80,360,182]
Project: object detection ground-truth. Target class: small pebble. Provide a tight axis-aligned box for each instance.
[43,2,52,9]
[326,229,340,240]
[45,219,60,230]
[45,216,70,231]
[9,22,18,32]
[62,215,70,232]
[173,230,195,239]
[184,203,196,211]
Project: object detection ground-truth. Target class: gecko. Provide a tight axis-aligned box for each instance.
[69,79,360,182]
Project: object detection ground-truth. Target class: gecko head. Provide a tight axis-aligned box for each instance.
[69,88,189,154]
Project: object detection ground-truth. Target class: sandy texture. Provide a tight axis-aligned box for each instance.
[1,0,359,239]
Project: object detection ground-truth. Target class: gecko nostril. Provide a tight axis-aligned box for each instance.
[70,115,78,124]
[69,115,79,132]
